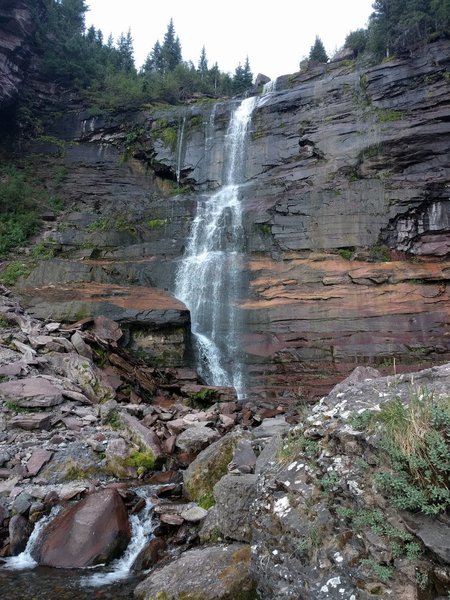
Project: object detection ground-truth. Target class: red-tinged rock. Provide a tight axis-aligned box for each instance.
[26,449,53,477]
[159,513,184,526]
[132,537,167,571]
[92,316,123,344]
[147,471,182,485]
[220,402,238,414]
[32,489,130,568]
[164,435,177,454]
[259,408,279,419]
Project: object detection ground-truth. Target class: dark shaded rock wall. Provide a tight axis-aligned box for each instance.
[0,0,38,110]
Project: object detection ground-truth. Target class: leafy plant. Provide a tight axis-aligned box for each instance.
[352,387,450,515]
[361,558,394,583]
[0,262,32,286]
[277,429,319,463]
[125,450,156,475]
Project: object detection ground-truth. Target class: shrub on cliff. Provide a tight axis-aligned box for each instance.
[354,387,450,514]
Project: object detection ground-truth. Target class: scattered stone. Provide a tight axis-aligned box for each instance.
[0,377,63,408]
[8,413,52,431]
[26,449,53,477]
[180,505,208,523]
[175,425,220,455]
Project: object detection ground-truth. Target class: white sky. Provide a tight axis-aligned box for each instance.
[85,1,375,79]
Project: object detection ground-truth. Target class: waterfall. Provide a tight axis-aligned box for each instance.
[262,78,278,95]
[176,115,187,185]
[175,97,257,398]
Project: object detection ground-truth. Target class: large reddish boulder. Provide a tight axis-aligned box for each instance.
[32,489,131,568]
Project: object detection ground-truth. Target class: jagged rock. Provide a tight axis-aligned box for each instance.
[228,438,257,474]
[180,505,208,523]
[402,512,450,563]
[119,411,163,462]
[183,430,248,503]
[0,377,63,408]
[252,417,290,440]
[105,437,134,478]
[48,353,113,403]
[214,474,258,542]
[131,537,167,571]
[175,425,220,455]
[32,489,131,568]
[12,491,33,516]
[134,543,256,600]
[70,331,93,359]
[9,514,32,555]
[8,413,52,431]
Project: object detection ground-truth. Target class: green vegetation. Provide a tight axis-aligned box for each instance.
[125,450,157,475]
[336,507,422,559]
[197,492,215,510]
[277,429,319,463]
[337,248,353,260]
[361,558,394,583]
[254,223,272,235]
[147,218,168,229]
[0,262,31,286]
[309,36,328,63]
[106,411,122,430]
[0,315,14,328]
[0,165,42,256]
[345,0,450,62]
[187,387,219,408]
[4,401,31,414]
[378,109,405,122]
[33,3,254,112]
[31,242,55,260]
[351,387,450,515]
[368,243,390,262]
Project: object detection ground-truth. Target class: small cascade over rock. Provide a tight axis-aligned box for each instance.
[175,97,257,398]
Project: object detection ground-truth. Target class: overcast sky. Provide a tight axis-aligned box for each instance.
[85,1,375,79]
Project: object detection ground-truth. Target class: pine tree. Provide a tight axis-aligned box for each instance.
[309,36,328,62]
[198,46,208,79]
[142,40,163,74]
[242,56,253,88]
[116,29,136,73]
[161,19,182,74]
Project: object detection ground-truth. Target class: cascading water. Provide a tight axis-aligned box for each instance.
[175,97,257,398]
[175,115,187,185]
[3,506,61,571]
[1,488,154,599]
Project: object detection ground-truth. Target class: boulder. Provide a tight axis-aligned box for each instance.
[0,377,63,408]
[32,489,131,568]
[175,425,220,455]
[120,411,163,462]
[183,430,248,503]
[9,514,32,555]
[134,543,256,600]
[214,474,258,542]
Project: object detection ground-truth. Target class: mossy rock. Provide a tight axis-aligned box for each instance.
[183,430,248,503]
[134,544,258,600]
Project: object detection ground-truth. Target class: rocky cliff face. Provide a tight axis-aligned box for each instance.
[0,0,38,111]
[5,38,450,403]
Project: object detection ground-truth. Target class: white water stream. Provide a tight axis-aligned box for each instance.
[3,506,61,571]
[175,96,258,398]
[2,488,154,588]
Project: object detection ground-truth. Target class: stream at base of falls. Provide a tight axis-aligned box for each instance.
[0,486,154,599]
[0,568,138,599]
